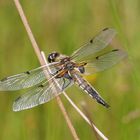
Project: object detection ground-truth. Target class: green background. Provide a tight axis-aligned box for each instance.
[0,0,139,139]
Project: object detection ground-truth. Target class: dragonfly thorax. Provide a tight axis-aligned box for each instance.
[60,58,86,74]
[65,62,75,70]
[60,57,75,71]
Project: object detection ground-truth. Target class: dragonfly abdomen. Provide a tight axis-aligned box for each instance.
[73,73,110,108]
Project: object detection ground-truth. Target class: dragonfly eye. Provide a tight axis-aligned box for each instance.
[48,52,60,63]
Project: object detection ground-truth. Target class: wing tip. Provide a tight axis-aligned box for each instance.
[103,28,109,31]
[13,103,27,112]
[13,107,19,112]
[13,102,20,112]
[113,49,128,59]
[13,97,25,112]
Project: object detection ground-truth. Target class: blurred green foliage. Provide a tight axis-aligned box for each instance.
[0,0,140,140]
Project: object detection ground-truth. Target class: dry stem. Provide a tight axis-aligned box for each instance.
[81,102,100,140]
[63,93,108,140]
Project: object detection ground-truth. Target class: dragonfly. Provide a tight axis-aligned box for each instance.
[0,28,127,111]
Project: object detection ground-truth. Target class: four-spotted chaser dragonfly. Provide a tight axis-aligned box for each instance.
[0,28,127,111]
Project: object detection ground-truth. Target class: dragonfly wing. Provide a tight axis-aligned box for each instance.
[84,49,127,75]
[71,28,117,62]
[0,62,59,91]
[13,77,73,111]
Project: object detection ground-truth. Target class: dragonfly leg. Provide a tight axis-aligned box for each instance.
[78,66,85,73]
[62,78,72,90]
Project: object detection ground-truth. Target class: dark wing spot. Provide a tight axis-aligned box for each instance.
[15,96,22,102]
[84,62,87,65]
[90,39,93,43]
[25,71,30,74]
[112,49,119,52]
[103,28,109,31]
[96,56,99,60]
[38,84,44,88]
[1,77,7,82]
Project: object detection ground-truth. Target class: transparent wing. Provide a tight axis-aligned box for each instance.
[84,49,127,75]
[0,62,59,91]
[71,28,117,62]
[13,77,73,111]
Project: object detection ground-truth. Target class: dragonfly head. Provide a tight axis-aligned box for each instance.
[48,52,60,63]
